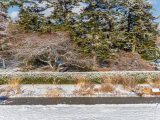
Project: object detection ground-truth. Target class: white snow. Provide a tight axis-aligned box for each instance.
[23,1,89,16]
[0,104,160,120]
[34,1,50,8]
[23,2,35,9]
[0,84,137,97]
[23,0,51,9]
[39,7,54,17]
[72,2,89,15]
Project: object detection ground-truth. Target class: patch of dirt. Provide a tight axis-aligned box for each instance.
[106,51,153,71]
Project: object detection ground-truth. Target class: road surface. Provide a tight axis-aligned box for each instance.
[0,104,160,120]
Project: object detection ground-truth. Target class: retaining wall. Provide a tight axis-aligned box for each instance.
[0,71,160,79]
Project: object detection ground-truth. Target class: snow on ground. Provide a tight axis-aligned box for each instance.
[0,85,137,97]
[0,104,159,120]
[39,7,54,17]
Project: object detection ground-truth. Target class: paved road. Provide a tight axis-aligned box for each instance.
[0,104,160,120]
[2,97,160,105]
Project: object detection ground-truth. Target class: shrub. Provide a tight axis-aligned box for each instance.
[143,87,152,95]
[101,75,138,90]
[7,77,22,94]
[98,76,115,93]
[99,83,115,93]
[73,76,95,96]
[46,87,64,97]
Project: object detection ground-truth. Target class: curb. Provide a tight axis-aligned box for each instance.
[2,97,160,105]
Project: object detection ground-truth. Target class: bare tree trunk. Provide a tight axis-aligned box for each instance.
[92,51,98,70]
[2,59,6,69]
[132,37,136,53]
[132,44,136,53]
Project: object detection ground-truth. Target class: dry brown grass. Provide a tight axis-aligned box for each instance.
[7,77,22,94]
[106,51,153,71]
[134,85,152,96]
[0,86,10,96]
[151,76,160,88]
[73,89,95,96]
[0,77,22,96]
[98,77,115,93]
[110,76,124,85]
[154,81,160,88]
[144,76,160,88]
[76,76,94,89]
[99,83,115,93]
[101,75,138,90]
[46,88,64,97]
[73,76,95,96]
[146,76,154,86]
[134,85,160,96]
[120,77,138,90]
[143,87,152,95]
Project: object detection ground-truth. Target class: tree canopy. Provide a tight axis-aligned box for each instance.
[8,0,160,61]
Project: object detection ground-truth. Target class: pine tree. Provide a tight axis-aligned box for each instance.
[73,0,120,60]
[49,0,77,31]
[116,0,159,60]
[12,0,159,61]
[18,8,41,31]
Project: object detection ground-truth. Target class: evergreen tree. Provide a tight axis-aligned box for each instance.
[49,0,77,31]
[12,0,159,61]
[73,0,120,61]
[116,0,159,60]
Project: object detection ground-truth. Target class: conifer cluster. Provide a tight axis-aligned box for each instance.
[10,0,160,60]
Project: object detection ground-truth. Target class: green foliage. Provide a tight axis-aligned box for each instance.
[18,10,40,31]
[0,76,100,85]
[16,0,159,61]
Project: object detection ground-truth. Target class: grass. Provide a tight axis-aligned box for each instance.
[99,84,115,93]
[7,77,22,94]
[1,74,160,97]
[46,87,64,97]
[99,80,115,93]
[143,87,152,95]
[101,75,138,90]
[0,77,22,96]
[97,76,115,93]
[147,76,160,88]
[0,77,76,85]
[0,76,102,85]
[73,76,96,96]
[0,74,159,86]
[22,77,75,84]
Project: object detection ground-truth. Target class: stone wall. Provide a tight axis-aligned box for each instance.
[0,71,160,79]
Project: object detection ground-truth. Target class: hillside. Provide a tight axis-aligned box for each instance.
[0,0,159,72]
[0,12,154,72]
